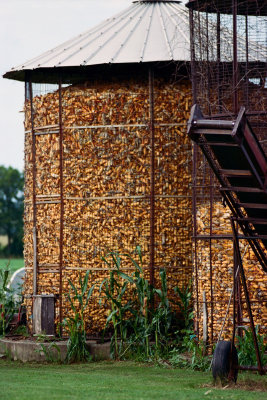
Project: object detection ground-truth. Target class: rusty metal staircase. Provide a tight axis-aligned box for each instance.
[188,104,267,273]
[188,104,267,375]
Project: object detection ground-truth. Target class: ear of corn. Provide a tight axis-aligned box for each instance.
[195,202,267,342]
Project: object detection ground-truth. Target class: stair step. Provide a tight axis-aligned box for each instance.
[219,169,252,177]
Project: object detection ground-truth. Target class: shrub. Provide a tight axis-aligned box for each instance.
[237,326,267,367]
[0,267,19,335]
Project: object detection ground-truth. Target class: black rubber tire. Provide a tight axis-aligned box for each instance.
[212,340,238,383]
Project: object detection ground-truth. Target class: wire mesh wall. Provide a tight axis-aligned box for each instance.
[23,69,193,335]
[189,0,267,134]
[188,0,267,345]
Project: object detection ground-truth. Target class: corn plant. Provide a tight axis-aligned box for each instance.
[174,282,193,330]
[101,246,192,361]
[126,251,173,356]
[63,270,94,363]
[100,251,134,359]
[124,246,154,358]
[152,269,173,354]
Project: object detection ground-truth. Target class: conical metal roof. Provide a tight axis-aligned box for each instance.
[4,0,190,82]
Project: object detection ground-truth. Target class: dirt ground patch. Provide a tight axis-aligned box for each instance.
[204,377,267,392]
[234,378,267,392]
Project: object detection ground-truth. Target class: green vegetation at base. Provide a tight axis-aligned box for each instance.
[98,248,198,364]
[62,247,266,370]
[0,360,266,400]
[237,325,267,367]
[63,270,95,363]
[0,268,23,335]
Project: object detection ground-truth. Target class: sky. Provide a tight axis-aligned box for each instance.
[0,0,187,172]
[0,0,129,171]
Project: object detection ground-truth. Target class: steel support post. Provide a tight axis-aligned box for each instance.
[189,8,197,104]
[29,77,38,296]
[149,67,155,287]
[209,170,214,344]
[231,218,265,375]
[216,11,222,113]
[232,0,239,115]
[192,144,200,339]
[58,79,64,333]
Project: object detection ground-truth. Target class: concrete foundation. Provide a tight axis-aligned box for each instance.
[0,338,111,363]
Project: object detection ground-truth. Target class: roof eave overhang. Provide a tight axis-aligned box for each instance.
[3,61,190,84]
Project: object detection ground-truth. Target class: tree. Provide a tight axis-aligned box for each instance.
[0,166,24,256]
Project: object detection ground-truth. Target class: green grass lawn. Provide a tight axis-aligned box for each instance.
[0,258,24,275]
[0,360,266,400]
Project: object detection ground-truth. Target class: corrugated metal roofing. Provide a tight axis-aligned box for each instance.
[4,0,190,81]
[4,0,266,82]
